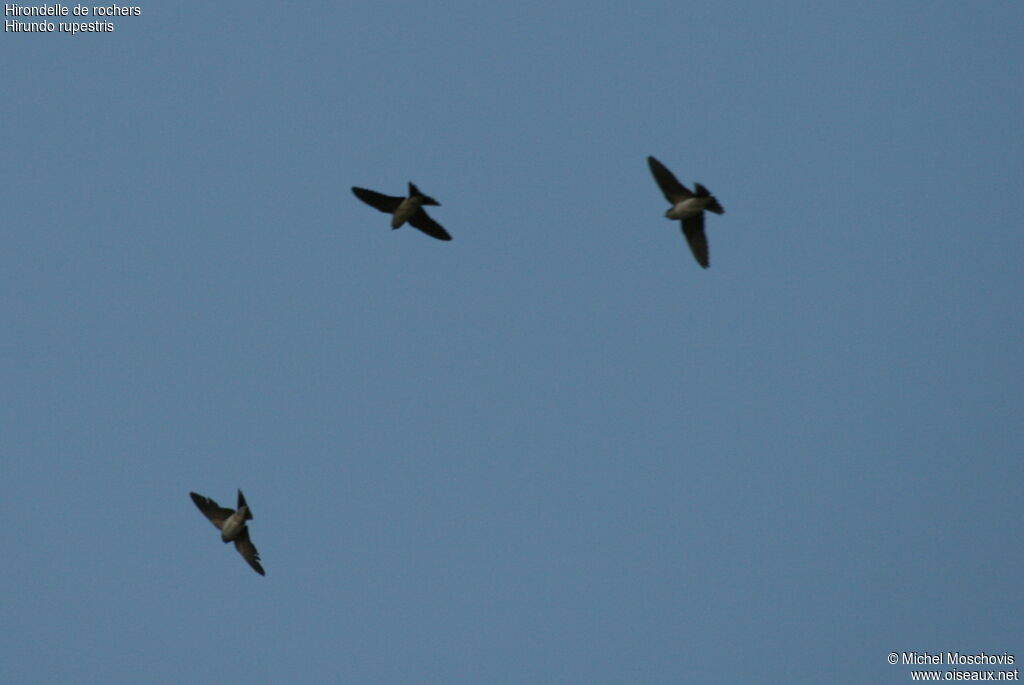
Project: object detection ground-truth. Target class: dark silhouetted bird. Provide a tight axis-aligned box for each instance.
[190,490,265,575]
[647,156,724,268]
[352,182,451,241]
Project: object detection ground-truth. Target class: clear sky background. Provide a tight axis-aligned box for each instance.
[3,2,1022,683]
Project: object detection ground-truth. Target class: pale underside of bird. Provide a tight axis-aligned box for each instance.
[352,182,452,241]
[647,156,725,268]
[190,489,265,576]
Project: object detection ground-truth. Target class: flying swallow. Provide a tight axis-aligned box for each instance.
[647,156,724,268]
[190,490,265,576]
[352,182,452,241]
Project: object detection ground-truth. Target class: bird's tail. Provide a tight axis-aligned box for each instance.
[408,182,440,206]
[694,184,725,214]
[237,490,254,520]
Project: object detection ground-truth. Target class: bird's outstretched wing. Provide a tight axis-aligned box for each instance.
[352,187,403,213]
[681,216,709,268]
[190,492,234,530]
[647,156,693,204]
[409,209,452,241]
[234,528,266,576]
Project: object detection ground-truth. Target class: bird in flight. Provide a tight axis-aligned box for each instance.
[352,182,452,241]
[190,489,265,576]
[647,156,724,268]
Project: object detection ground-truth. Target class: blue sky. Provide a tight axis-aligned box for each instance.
[3,2,1022,683]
